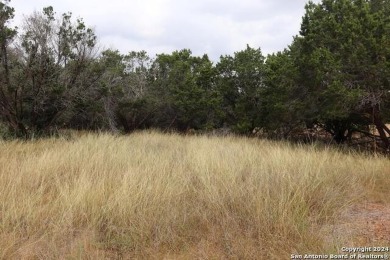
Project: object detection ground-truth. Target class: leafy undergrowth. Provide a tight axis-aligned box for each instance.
[0,131,389,259]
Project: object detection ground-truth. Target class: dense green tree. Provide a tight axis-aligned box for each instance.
[262,46,305,137]
[66,49,155,133]
[296,0,390,146]
[215,45,265,133]
[1,5,100,136]
[150,49,220,131]
[21,7,98,132]
[2,0,390,153]
[106,50,154,132]
[0,0,20,135]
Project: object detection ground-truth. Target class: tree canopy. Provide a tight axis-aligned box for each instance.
[295,0,390,146]
[1,0,389,152]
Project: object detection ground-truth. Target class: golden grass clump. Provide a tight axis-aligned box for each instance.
[0,131,389,259]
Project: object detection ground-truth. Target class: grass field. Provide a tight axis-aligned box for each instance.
[0,131,389,259]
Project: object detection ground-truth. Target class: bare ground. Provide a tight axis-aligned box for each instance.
[322,202,390,247]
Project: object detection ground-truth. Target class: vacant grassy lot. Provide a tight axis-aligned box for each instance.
[0,131,389,259]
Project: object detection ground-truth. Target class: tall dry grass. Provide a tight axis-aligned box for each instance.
[0,131,389,259]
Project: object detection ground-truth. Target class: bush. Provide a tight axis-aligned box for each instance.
[0,122,14,140]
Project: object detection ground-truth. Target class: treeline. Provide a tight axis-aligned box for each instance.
[1,0,389,150]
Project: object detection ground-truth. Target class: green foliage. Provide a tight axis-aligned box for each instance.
[1,4,100,136]
[1,0,389,150]
[103,50,154,132]
[0,1,17,43]
[150,49,221,131]
[0,121,13,139]
[216,45,265,133]
[0,0,19,134]
[295,0,390,143]
[263,48,304,134]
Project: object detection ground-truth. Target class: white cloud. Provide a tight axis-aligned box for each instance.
[8,0,319,60]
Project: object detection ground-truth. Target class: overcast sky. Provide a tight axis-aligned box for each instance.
[8,0,318,61]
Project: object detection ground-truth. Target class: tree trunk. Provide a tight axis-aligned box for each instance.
[1,40,27,137]
[372,105,390,150]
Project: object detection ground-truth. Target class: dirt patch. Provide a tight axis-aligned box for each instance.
[322,202,390,247]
